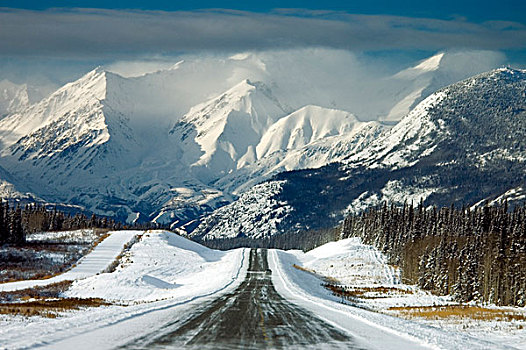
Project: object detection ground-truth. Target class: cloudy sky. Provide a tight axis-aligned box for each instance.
[0,1,525,85]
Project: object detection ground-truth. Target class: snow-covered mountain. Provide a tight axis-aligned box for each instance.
[215,106,385,195]
[170,79,290,182]
[190,68,526,240]
[381,51,506,122]
[0,68,140,189]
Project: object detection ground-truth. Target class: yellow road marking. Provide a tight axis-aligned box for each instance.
[258,301,269,343]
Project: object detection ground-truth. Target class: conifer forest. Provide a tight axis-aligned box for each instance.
[342,202,526,306]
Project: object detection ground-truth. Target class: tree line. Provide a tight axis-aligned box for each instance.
[0,201,120,245]
[342,201,526,306]
[200,226,340,252]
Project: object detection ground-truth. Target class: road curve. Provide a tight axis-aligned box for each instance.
[124,249,366,349]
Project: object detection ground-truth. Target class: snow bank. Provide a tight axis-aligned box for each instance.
[302,237,401,286]
[298,238,452,309]
[66,230,244,302]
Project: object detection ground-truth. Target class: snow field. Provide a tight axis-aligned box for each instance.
[296,238,526,349]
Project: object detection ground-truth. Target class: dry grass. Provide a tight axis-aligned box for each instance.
[390,305,526,322]
[0,298,109,318]
[292,264,314,273]
[0,271,57,284]
[0,280,110,318]
[323,283,413,299]
[293,264,412,300]
[0,281,73,302]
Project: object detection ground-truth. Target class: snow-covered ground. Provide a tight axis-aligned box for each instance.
[270,238,526,349]
[0,230,247,349]
[25,229,102,244]
[0,229,107,283]
[0,232,523,349]
[298,238,452,309]
[66,230,245,303]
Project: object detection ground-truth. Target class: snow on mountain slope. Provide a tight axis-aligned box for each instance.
[189,181,292,240]
[215,107,386,196]
[256,105,362,159]
[349,67,526,171]
[170,79,289,182]
[471,186,526,210]
[0,68,142,191]
[0,52,508,227]
[159,106,385,227]
[346,90,447,170]
[0,79,56,118]
[382,51,505,122]
[0,80,30,117]
[0,68,108,149]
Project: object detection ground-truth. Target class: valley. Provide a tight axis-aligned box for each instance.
[0,48,524,350]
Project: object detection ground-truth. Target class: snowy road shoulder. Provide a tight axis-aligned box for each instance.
[0,230,140,292]
[268,248,514,350]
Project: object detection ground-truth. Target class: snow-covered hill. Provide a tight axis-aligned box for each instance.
[190,68,526,240]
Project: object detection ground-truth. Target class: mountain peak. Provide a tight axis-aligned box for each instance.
[0,66,113,150]
[413,53,444,72]
[256,105,363,159]
[394,53,444,79]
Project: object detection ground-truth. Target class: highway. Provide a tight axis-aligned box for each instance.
[124,249,365,349]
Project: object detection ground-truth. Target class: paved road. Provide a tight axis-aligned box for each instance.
[124,249,366,349]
